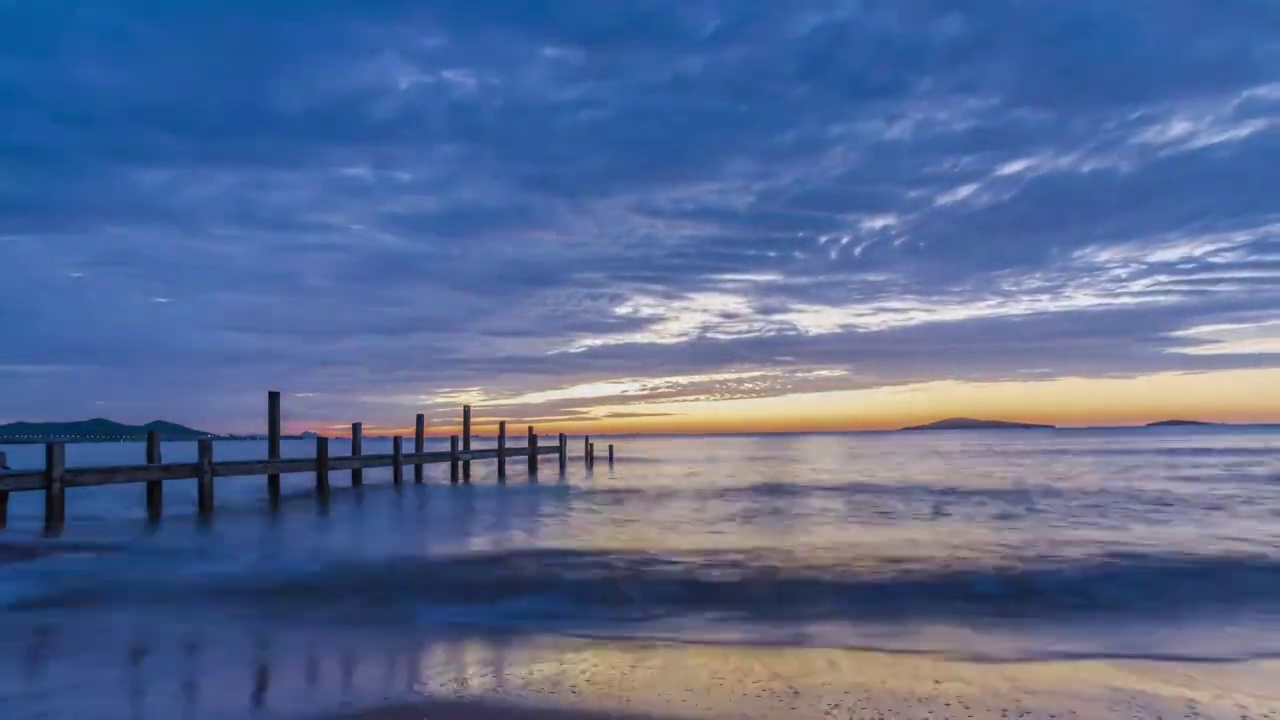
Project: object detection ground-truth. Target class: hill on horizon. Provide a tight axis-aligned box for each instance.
[901,417,1057,431]
[0,418,217,442]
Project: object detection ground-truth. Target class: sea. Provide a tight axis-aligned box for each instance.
[2,427,1279,718]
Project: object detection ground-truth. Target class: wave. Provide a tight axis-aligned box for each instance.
[13,547,1280,624]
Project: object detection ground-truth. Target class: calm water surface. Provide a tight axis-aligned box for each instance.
[2,428,1279,717]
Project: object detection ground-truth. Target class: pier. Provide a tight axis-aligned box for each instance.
[0,392,609,535]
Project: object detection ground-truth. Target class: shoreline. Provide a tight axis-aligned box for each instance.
[326,638,1280,720]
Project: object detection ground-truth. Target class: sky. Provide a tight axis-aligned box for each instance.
[1,1,1279,435]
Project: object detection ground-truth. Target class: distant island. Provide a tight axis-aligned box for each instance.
[0,418,217,443]
[901,418,1057,431]
[1144,419,1218,427]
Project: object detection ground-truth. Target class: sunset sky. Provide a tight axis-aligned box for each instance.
[1,1,1278,435]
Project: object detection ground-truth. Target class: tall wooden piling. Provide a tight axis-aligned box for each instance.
[528,427,538,475]
[350,422,363,487]
[588,442,595,468]
[315,436,330,502]
[267,391,282,506]
[43,442,66,536]
[392,436,403,485]
[497,421,507,481]
[584,436,590,465]
[0,450,7,528]
[146,429,163,521]
[196,438,214,519]
[414,414,426,484]
[462,405,472,482]
[609,444,615,465]
[558,433,568,473]
[449,435,460,484]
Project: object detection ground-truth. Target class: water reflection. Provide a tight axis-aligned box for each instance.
[3,618,546,719]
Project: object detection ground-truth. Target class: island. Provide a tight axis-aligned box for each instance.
[1144,419,1217,427]
[0,418,217,443]
[901,417,1057,431]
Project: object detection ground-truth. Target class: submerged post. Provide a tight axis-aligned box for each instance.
[462,405,472,482]
[315,436,330,503]
[267,390,282,506]
[392,436,403,485]
[609,444,615,465]
[588,442,595,468]
[350,422,363,487]
[146,429,163,521]
[558,433,567,474]
[497,421,507,481]
[449,435,459,484]
[44,442,66,536]
[414,413,425,484]
[584,436,590,465]
[196,438,214,519]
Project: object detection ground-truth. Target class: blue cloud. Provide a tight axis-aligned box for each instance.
[1,1,1277,428]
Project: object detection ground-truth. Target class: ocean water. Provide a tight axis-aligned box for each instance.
[2,427,1280,717]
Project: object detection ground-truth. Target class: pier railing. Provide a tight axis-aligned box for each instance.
[0,391,613,534]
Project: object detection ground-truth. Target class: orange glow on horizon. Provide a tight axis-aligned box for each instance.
[303,368,1280,436]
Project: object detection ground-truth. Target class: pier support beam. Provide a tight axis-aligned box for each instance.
[449,435,460,484]
[558,433,568,474]
[315,436,330,504]
[350,423,363,487]
[462,405,472,482]
[527,426,538,476]
[196,438,214,520]
[414,414,425,484]
[497,421,507,481]
[392,436,403,485]
[267,390,281,506]
[44,442,65,536]
[146,429,163,521]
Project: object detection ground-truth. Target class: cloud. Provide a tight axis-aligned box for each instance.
[0,1,1278,429]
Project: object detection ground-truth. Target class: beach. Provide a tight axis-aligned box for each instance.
[329,640,1280,720]
[3,428,1280,718]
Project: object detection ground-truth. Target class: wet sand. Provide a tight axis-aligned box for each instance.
[332,639,1280,720]
[2,607,1279,719]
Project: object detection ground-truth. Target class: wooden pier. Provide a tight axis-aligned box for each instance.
[0,392,604,535]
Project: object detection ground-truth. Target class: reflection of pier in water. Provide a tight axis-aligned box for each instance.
[6,621,542,719]
[0,473,595,719]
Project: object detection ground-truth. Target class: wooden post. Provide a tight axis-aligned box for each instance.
[588,442,595,468]
[0,450,8,529]
[497,421,507,481]
[558,433,568,474]
[197,438,214,519]
[350,422,363,487]
[146,429,163,521]
[462,405,472,482]
[609,444,615,465]
[267,391,282,506]
[584,436,591,465]
[315,436,330,503]
[392,436,403,485]
[414,414,425,484]
[449,435,459,484]
[527,426,538,476]
[44,442,66,536]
